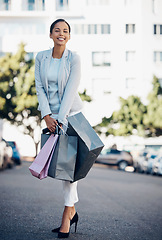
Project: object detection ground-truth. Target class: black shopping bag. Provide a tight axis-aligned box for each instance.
[41,130,78,182]
[48,134,77,181]
[67,112,104,182]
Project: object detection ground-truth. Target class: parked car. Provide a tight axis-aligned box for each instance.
[152,155,162,176]
[146,157,155,174]
[134,150,157,173]
[0,139,13,170]
[0,140,6,169]
[143,153,157,173]
[6,141,21,165]
[96,148,133,170]
[133,150,148,173]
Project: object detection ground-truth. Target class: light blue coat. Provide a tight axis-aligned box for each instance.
[35,48,83,125]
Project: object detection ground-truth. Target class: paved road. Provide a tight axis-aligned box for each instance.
[0,161,162,240]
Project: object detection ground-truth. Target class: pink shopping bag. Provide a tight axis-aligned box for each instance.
[29,134,59,180]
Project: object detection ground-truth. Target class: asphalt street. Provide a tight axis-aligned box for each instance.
[0,161,162,240]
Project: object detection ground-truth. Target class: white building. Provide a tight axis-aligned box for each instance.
[0,0,162,126]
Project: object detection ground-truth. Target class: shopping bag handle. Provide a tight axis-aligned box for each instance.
[42,126,59,135]
[42,124,66,135]
[42,128,51,134]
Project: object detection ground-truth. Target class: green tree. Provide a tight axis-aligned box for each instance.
[79,89,92,102]
[0,43,41,154]
[95,95,146,136]
[143,76,162,136]
[95,76,162,137]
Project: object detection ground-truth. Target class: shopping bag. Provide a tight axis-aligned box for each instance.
[67,112,104,182]
[41,129,78,182]
[48,134,78,181]
[29,134,59,180]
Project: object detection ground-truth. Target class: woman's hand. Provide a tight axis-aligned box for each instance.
[44,115,58,132]
[59,123,63,129]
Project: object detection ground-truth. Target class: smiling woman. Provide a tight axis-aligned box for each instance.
[34,19,83,238]
[49,19,71,51]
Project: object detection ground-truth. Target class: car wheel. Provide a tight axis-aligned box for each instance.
[118,161,128,171]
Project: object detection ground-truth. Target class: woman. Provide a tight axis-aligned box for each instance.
[35,19,83,238]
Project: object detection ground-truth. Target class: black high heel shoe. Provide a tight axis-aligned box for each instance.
[58,231,69,239]
[58,212,79,238]
[70,212,78,233]
[52,212,79,234]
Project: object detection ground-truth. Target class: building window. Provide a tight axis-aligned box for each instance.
[0,23,45,35]
[126,24,135,34]
[154,51,162,62]
[154,24,162,35]
[73,24,83,34]
[56,0,69,11]
[42,0,45,10]
[126,78,136,89]
[72,24,110,35]
[126,51,135,62]
[28,0,35,10]
[92,52,111,66]
[22,0,45,11]
[0,0,11,11]
[88,24,97,34]
[101,24,110,34]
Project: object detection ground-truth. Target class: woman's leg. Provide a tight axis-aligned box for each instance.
[62,181,78,207]
[60,181,78,233]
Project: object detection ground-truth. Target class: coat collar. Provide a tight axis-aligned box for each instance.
[45,47,68,59]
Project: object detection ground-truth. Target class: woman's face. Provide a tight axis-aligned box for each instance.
[50,21,70,46]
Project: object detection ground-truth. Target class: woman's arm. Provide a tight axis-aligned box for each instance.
[58,53,81,125]
[35,52,57,131]
[35,52,52,119]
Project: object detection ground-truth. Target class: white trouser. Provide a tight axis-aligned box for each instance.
[62,181,78,207]
[50,114,79,207]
